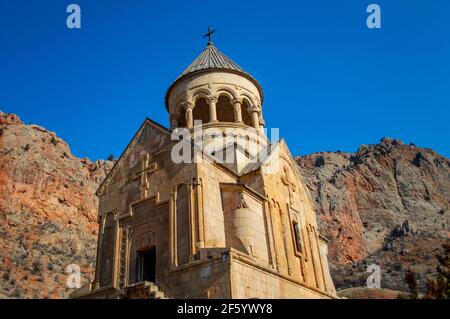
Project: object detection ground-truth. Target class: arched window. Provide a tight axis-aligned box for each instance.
[216,95,235,122]
[241,100,253,127]
[193,97,210,125]
[292,221,303,254]
[176,184,190,265]
[177,108,186,128]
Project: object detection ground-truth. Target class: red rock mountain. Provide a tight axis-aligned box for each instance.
[297,138,450,292]
[0,113,448,298]
[0,112,112,298]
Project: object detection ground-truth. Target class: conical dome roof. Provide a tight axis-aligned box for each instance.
[177,43,247,80]
[165,43,263,109]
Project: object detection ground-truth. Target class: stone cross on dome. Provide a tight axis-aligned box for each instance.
[203,26,215,46]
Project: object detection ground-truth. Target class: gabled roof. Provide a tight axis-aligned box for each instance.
[165,43,263,110]
[239,139,316,204]
[240,142,281,176]
[96,117,171,197]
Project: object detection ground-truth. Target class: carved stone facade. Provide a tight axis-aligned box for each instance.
[74,42,337,299]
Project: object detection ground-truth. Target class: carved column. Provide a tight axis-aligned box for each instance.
[280,206,293,276]
[170,190,178,268]
[185,101,194,128]
[264,198,276,268]
[112,213,120,288]
[268,201,280,272]
[118,226,130,289]
[296,213,308,283]
[231,99,243,123]
[314,228,327,292]
[194,178,205,249]
[93,214,106,289]
[188,183,196,261]
[259,114,265,133]
[301,216,314,287]
[249,106,260,130]
[207,95,218,123]
[308,224,324,289]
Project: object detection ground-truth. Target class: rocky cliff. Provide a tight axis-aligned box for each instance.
[297,138,450,293]
[0,112,113,298]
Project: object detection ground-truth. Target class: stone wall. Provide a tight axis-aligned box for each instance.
[229,250,332,298]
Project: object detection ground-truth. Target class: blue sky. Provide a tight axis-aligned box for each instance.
[1,0,449,160]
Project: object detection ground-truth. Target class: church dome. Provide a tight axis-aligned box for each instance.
[165,43,263,110]
[165,40,266,137]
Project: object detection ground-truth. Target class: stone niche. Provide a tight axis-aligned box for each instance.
[220,183,269,263]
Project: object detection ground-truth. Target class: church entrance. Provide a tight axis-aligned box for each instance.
[136,247,156,282]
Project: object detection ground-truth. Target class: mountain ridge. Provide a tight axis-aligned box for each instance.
[297,137,449,292]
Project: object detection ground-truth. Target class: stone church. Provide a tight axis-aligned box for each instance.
[74,38,337,299]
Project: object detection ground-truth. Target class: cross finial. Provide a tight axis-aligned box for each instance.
[203,26,215,46]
